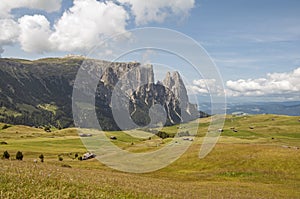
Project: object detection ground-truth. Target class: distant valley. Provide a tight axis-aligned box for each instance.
[199,101,300,116]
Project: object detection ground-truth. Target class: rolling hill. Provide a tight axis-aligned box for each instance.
[0,114,299,198]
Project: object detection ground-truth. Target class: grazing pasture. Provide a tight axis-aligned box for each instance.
[0,114,300,198]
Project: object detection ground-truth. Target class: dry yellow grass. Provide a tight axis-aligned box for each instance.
[0,114,299,198]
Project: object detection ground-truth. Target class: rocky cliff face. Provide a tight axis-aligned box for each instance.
[0,57,198,130]
[130,71,198,127]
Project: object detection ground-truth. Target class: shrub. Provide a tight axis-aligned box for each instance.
[2,124,11,130]
[156,131,170,139]
[74,153,78,159]
[57,123,62,130]
[58,156,63,161]
[39,154,44,162]
[44,126,51,132]
[61,164,72,168]
[16,151,23,160]
[3,151,10,159]
[78,156,83,161]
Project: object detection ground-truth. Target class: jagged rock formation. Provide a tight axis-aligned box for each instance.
[130,71,198,127]
[0,57,198,130]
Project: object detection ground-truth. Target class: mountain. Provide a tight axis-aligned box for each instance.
[198,101,300,116]
[226,101,300,116]
[0,57,198,130]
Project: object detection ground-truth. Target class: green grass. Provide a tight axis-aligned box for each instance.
[16,103,39,114]
[37,103,58,115]
[0,107,22,117]
[0,114,299,198]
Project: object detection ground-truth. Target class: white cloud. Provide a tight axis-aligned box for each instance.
[187,79,224,95]
[0,19,19,46]
[118,0,195,25]
[18,15,53,53]
[49,0,128,52]
[226,67,300,96]
[0,0,195,55]
[0,0,62,18]
[7,0,128,53]
[0,0,61,55]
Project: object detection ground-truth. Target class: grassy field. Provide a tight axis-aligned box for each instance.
[0,114,300,198]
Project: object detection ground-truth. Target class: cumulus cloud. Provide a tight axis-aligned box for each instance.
[0,0,61,55]
[1,0,128,54]
[187,79,224,95]
[226,67,300,96]
[0,0,62,18]
[0,19,20,56]
[0,19,19,46]
[118,0,195,25]
[18,15,53,53]
[0,0,128,54]
[49,0,128,52]
[0,0,195,55]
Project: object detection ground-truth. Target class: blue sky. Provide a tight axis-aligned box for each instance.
[189,0,300,81]
[0,0,299,102]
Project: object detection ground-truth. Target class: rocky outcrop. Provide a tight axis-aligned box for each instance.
[162,71,199,122]
[130,71,198,127]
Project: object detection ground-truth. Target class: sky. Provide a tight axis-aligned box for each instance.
[0,0,299,102]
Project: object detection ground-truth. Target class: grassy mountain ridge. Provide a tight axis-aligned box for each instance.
[0,57,82,128]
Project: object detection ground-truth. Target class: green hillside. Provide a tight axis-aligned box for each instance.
[0,114,299,198]
[0,57,82,128]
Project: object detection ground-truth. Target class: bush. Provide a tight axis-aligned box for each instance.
[61,164,72,168]
[58,156,63,161]
[16,151,23,160]
[74,153,78,159]
[57,123,62,130]
[156,131,170,139]
[44,126,51,132]
[78,156,83,161]
[2,124,11,130]
[3,151,10,159]
[39,154,44,162]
